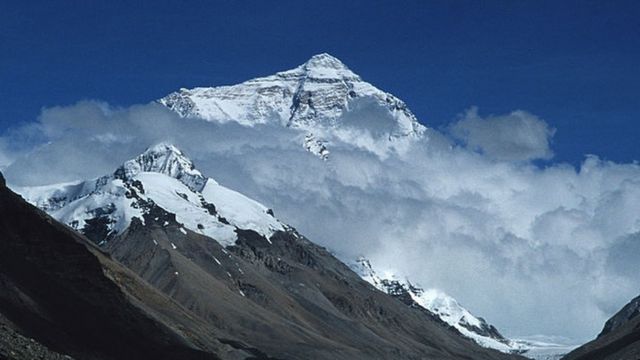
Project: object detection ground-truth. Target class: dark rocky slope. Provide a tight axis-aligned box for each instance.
[0,173,228,360]
[106,202,523,359]
[563,295,640,360]
[599,295,640,338]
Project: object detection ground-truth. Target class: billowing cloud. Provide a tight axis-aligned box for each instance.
[450,107,556,161]
[2,101,640,342]
[2,101,296,185]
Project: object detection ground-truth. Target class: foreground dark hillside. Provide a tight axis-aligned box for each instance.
[0,171,522,359]
[0,173,226,359]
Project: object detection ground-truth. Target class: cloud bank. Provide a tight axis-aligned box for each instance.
[3,101,640,342]
[450,107,556,161]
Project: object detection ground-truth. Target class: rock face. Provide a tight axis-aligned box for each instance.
[563,295,640,360]
[15,144,524,360]
[159,53,427,158]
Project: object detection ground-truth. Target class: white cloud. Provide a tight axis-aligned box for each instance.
[2,101,640,342]
[450,107,556,161]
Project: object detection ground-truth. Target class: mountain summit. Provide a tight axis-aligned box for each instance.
[114,142,207,192]
[300,53,360,80]
[159,53,426,158]
[19,143,283,246]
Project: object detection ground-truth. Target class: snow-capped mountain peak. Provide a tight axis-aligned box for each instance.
[114,142,206,192]
[18,143,284,247]
[159,53,426,159]
[303,52,347,68]
[298,53,360,80]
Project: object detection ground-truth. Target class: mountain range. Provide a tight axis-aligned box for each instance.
[8,53,559,358]
[18,137,532,353]
[3,53,638,359]
[153,52,536,356]
[10,141,638,359]
[1,154,522,359]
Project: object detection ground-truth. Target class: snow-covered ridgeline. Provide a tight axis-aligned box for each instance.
[17,143,284,246]
[352,258,529,355]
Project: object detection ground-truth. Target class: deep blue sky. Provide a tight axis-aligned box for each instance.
[1,0,638,165]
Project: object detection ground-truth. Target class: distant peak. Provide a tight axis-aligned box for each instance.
[115,143,207,192]
[144,142,185,157]
[304,53,346,68]
[299,53,359,80]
